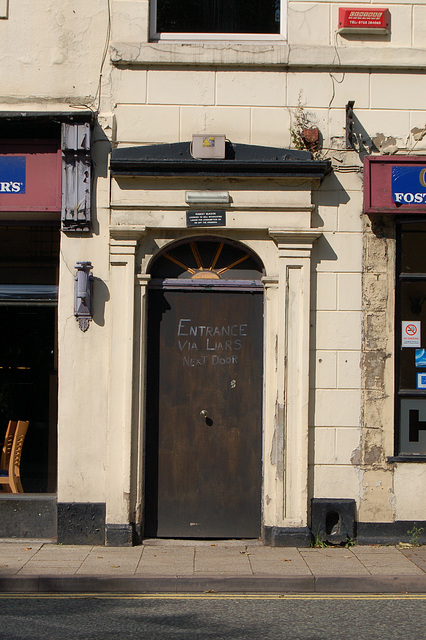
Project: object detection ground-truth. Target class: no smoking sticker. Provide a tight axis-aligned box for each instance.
[402,321,421,347]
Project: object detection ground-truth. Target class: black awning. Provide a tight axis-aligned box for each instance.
[0,111,94,123]
[0,111,94,139]
[110,141,332,178]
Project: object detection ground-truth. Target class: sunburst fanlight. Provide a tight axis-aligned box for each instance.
[163,241,249,280]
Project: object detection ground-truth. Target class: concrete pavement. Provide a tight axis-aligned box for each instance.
[0,539,425,594]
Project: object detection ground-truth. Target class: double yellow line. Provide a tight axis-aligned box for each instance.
[0,593,424,600]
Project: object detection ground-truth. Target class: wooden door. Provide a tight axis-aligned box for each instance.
[145,288,263,538]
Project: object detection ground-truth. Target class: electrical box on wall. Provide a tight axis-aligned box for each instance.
[338,7,390,35]
[191,135,226,159]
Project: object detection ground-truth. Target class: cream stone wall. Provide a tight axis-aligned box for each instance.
[308,168,363,509]
[110,65,426,156]
[0,2,113,504]
[0,1,108,109]
[57,222,110,503]
[108,0,426,527]
[2,0,426,536]
[57,121,112,503]
[289,1,426,49]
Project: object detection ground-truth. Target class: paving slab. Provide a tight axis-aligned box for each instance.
[26,545,92,561]
[352,546,424,575]
[17,545,91,575]
[0,564,27,575]
[17,565,87,575]
[194,546,252,574]
[246,547,312,576]
[0,543,42,558]
[351,545,401,553]
[0,543,44,574]
[400,547,426,572]
[136,545,195,575]
[77,546,144,575]
[299,548,370,576]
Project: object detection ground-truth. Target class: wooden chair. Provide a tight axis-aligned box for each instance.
[0,421,29,493]
[0,421,17,470]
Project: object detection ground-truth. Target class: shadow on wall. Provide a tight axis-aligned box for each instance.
[348,112,379,160]
[90,121,112,237]
[92,277,110,328]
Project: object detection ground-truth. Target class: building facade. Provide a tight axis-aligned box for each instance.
[0,0,425,545]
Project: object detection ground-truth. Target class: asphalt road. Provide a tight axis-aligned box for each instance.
[0,594,425,640]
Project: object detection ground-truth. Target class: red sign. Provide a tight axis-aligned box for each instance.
[0,140,61,213]
[338,8,389,33]
[364,156,426,215]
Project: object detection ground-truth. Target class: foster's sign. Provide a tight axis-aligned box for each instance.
[0,157,26,194]
[364,156,426,214]
[392,166,426,205]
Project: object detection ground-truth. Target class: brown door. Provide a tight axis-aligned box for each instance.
[145,287,263,538]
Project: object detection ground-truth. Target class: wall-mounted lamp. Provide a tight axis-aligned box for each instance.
[185,190,230,204]
[74,261,93,332]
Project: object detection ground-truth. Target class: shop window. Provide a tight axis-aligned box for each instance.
[396,220,426,456]
[150,0,282,40]
[0,226,58,492]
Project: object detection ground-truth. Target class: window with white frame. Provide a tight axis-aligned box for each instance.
[150,0,283,41]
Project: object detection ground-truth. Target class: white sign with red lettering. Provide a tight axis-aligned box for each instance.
[402,321,421,347]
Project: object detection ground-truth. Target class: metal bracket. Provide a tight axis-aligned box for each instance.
[346,101,355,149]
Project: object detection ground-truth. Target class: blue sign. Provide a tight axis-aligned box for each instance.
[416,349,426,367]
[0,157,26,194]
[417,373,426,389]
[392,166,426,205]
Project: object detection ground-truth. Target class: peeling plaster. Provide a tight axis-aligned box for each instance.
[372,133,398,155]
[411,126,426,142]
[388,490,396,517]
[364,445,382,465]
[354,466,365,504]
[360,214,397,519]
[359,469,395,521]
[351,442,362,466]
[270,401,284,481]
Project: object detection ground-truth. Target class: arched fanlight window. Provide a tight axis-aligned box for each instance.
[149,237,263,282]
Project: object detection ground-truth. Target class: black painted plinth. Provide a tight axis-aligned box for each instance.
[357,521,426,545]
[0,494,57,539]
[105,524,134,547]
[311,498,356,544]
[57,502,105,545]
[264,526,312,547]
